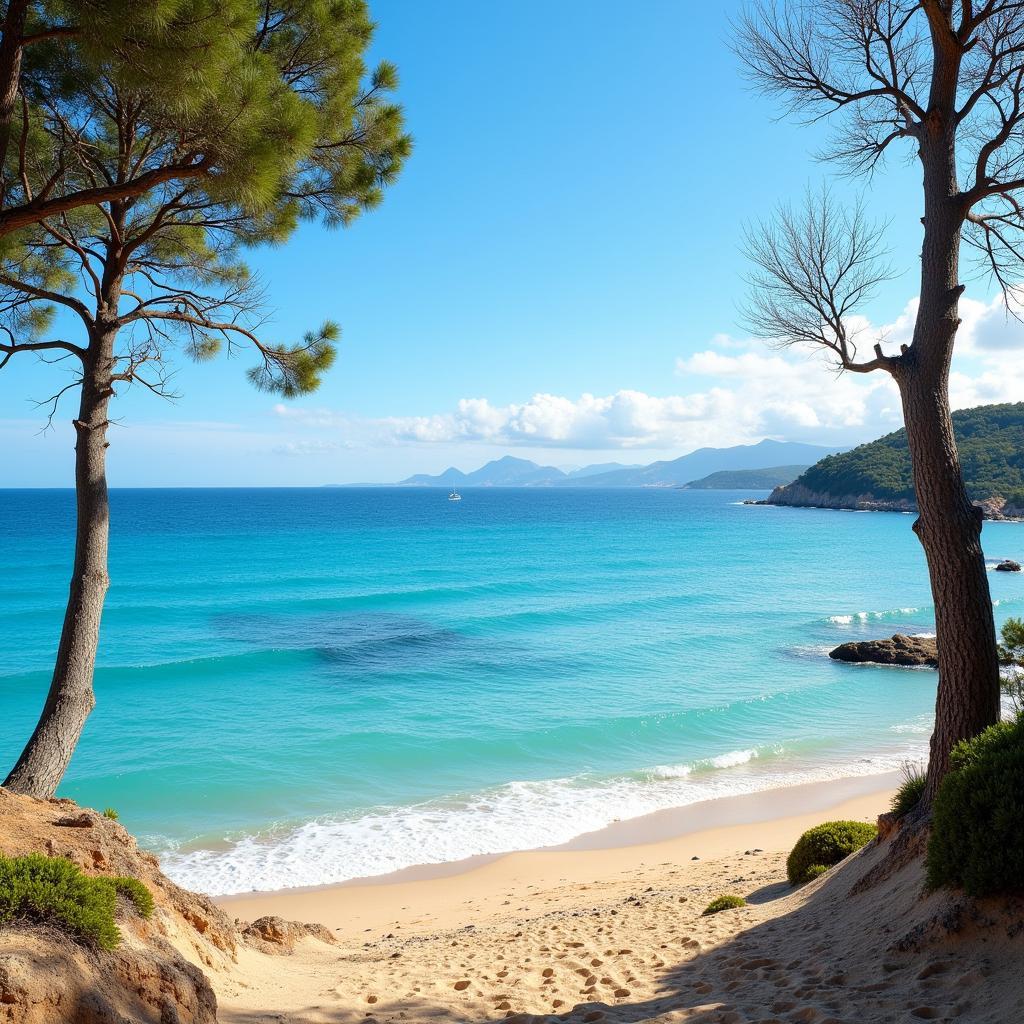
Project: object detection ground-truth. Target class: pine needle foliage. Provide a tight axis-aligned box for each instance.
[0,0,411,395]
[998,617,1024,716]
[0,1,410,799]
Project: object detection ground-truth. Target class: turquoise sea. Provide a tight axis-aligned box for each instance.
[2,488,1021,895]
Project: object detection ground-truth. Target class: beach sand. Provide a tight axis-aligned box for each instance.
[210,773,1023,1023]
[216,773,898,941]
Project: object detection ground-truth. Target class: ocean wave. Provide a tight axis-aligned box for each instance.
[889,714,932,735]
[825,607,923,625]
[159,745,921,896]
[707,748,757,768]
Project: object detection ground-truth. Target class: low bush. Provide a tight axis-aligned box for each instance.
[0,853,153,950]
[786,820,878,885]
[102,807,119,821]
[111,875,155,919]
[702,894,746,915]
[890,761,927,818]
[926,717,1024,896]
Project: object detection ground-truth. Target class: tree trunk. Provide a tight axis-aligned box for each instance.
[899,372,1002,801]
[901,145,1002,805]
[3,342,113,799]
[0,0,28,201]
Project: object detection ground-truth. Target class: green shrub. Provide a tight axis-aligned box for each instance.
[102,807,119,821]
[926,717,1024,896]
[890,761,927,818]
[0,854,153,950]
[786,821,878,885]
[803,864,829,881]
[111,875,154,919]
[702,894,746,915]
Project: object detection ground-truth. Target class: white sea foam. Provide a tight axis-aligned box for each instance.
[707,748,757,769]
[826,607,921,625]
[889,714,932,735]
[159,745,925,896]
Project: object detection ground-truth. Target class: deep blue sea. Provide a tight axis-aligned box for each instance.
[2,488,1021,895]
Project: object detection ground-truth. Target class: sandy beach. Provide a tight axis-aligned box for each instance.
[202,769,1024,1024]
[3,761,1021,1023]
[216,773,899,941]
[210,770,1014,1024]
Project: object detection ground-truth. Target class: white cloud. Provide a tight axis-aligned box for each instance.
[273,439,354,456]
[269,293,1024,454]
[276,361,899,451]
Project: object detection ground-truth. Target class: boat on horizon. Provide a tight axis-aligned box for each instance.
[448,491,462,501]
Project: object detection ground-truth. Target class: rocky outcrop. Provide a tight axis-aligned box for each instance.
[760,482,918,513]
[0,791,237,964]
[0,788,342,1022]
[975,496,1024,521]
[829,633,938,667]
[0,788,236,1023]
[241,915,338,954]
[0,929,217,1024]
[995,559,1022,572]
[762,482,1024,519]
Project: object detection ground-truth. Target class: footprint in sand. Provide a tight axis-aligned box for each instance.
[916,961,954,981]
[789,1007,820,1022]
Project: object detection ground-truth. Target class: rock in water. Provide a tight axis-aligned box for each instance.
[829,633,938,667]
[995,559,1022,572]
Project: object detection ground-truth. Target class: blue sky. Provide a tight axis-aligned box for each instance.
[2,0,1022,486]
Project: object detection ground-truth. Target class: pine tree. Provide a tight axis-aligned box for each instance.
[1,0,411,798]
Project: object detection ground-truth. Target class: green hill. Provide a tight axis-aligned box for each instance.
[770,403,1024,513]
[683,465,809,489]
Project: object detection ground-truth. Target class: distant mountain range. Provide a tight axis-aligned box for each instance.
[367,440,845,489]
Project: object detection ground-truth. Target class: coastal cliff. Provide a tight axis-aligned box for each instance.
[763,482,920,514]
[0,789,336,1024]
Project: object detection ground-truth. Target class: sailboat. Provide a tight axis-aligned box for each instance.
[448,491,462,502]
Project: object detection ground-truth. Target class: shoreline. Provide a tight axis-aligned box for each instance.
[215,769,898,938]
[752,494,1024,522]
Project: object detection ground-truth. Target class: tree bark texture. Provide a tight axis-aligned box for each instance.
[3,336,113,798]
[901,120,1002,803]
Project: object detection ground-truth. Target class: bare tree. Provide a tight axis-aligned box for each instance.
[736,0,1024,802]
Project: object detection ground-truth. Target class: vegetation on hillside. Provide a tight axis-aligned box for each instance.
[788,404,1024,507]
[684,465,809,489]
[786,821,878,885]
[926,716,1024,896]
[0,854,153,950]
[890,761,927,818]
